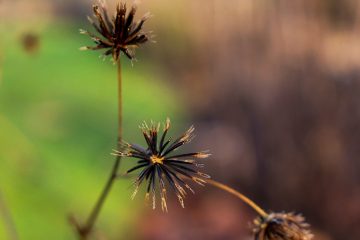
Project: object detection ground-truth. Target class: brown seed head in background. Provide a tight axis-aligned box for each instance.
[80,0,152,62]
[253,212,313,240]
[21,33,40,54]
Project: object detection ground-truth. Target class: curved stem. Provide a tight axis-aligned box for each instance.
[78,58,123,239]
[117,57,123,141]
[207,179,268,218]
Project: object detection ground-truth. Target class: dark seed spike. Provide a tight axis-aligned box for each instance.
[161,130,190,156]
[125,35,147,46]
[123,6,136,40]
[136,166,152,185]
[145,165,153,180]
[155,165,162,181]
[81,45,106,51]
[128,150,148,158]
[114,3,122,37]
[80,29,112,47]
[127,154,148,161]
[158,165,176,189]
[158,165,184,198]
[137,159,148,164]
[162,141,186,156]
[167,164,194,179]
[142,130,154,153]
[93,5,112,39]
[159,139,171,156]
[161,164,188,189]
[127,163,148,173]
[99,1,114,33]
[159,126,169,152]
[151,126,158,154]
[87,16,103,37]
[137,34,149,43]
[147,169,155,193]
[164,159,194,165]
[118,3,127,42]
[127,17,148,40]
[125,35,140,46]
[151,166,156,192]
[103,48,113,56]
[167,162,198,174]
[121,48,133,60]
[165,152,200,159]
[128,150,148,157]
[129,143,148,155]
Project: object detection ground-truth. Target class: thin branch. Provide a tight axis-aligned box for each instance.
[76,58,123,239]
[207,179,268,218]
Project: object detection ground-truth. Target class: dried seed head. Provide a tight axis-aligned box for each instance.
[80,0,151,62]
[21,33,40,54]
[253,212,313,240]
[113,118,210,211]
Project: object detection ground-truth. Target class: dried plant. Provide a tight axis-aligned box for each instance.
[72,1,316,240]
[206,179,313,240]
[80,0,151,61]
[253,212,313,240]
[113,118,210,212]
[72,1,152,239]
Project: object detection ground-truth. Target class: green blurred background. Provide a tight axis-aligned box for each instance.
[1,0,360,239]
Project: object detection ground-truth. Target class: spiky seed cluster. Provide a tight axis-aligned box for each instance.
[113,118,211,212]
[80,0,151,61]
[253,212,313,240]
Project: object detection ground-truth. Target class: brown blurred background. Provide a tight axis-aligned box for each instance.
[1,0,360,239]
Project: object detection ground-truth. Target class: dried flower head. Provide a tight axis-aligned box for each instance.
[113,118,210,212]
[253,212,313,240]
[80,0,151,61]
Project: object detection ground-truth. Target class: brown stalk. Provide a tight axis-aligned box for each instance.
[77,59,123,239]
[207,179,268,218]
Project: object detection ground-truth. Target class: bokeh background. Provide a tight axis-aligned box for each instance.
[1,0,360,239]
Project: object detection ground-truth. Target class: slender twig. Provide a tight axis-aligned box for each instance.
[207,179,268,218]
[0,190,18,240]
[78,58,123,239]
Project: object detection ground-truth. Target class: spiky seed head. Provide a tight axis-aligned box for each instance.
[113,119,211,211]
[80,0,151,62]
[253,212,314,240]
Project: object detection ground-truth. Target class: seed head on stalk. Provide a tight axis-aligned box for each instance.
[80,0,152,62]
[253,212,313,240]
[113,118,211,212]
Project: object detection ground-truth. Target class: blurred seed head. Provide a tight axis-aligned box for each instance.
[80,0,152,62]
[253,212,313,240]
[113,118,211,212]
[21,33,40,54]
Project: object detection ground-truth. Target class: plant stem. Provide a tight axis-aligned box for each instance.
[0,190,18,240]
[79,58,123,238]
[207,179,268,218]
